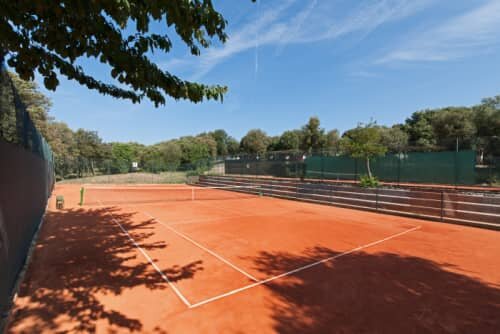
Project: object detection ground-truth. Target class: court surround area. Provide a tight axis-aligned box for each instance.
[6,183,500,333]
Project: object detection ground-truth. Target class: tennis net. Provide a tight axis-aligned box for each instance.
[81,185,263,206]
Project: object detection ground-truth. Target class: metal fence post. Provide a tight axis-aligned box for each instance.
[440,191,444,222]
[107,163,111,184]
[354,159,358,181]
[330,182,334,204]
[397,155,401,185]
[321,151,325,181]
[255,157,259,179]
[296,178,300,199]
[375,188,379,211]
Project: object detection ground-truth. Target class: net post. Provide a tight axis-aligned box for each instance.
[79,187,85,206]
[191,187,195,201]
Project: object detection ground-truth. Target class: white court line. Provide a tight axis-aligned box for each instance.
[142,211,259,282]
[99,201,192,307]
[188,225,421,309]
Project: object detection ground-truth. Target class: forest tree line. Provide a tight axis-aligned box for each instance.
[6,71,499,179]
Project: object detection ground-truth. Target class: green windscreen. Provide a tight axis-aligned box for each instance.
[304,150,476,185]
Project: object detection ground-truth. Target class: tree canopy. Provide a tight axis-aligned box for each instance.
[432,107,476,150]
[8,71,52,137]
[240,129,270,154]
[279,130,301,151]
[379,126,408,153]
[325,129,340,152]
[4,69,499,180]
[403,110,438,151]
[0,0,257,106]
[301,117,326,152]
[340,123,387,178]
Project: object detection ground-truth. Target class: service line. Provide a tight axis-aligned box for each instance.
[188,225,421,309]
[143,211,259,282]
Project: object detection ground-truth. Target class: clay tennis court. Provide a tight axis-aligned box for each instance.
[7,184,500,333]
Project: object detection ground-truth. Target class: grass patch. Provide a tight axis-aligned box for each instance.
[58,171,189,184]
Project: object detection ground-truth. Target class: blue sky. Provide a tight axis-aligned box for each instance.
[36,0,500,144]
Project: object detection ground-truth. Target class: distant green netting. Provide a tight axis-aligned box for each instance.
[475,157,500,184]
[305,150,477,185]
[225,160,304,178]
[225,152,305,178]
[306,155,357,180]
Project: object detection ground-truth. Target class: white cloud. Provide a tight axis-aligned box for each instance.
[290,0,434,43]
[378,0,500,63]
[275,0,318,55]
[162,0,434,79]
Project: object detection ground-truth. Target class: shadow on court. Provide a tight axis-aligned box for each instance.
[248,247,500,334]
[7,207,203,333]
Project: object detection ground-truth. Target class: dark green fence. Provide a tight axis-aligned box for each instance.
[0,64,54,330]
[222,150,498,186]
[475,156,500,185]
[225,151,305,179]
[305,151,478,185]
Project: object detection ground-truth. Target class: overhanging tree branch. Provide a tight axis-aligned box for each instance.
[0,0,253,107]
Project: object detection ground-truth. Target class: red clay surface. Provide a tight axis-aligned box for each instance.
[7,184,500,333]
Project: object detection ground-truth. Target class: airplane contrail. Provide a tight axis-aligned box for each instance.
[255,0,260,77]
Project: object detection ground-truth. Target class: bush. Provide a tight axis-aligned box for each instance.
[110,159,130,174]
[359,175,379,188]
[487,174,499,185]
[186,170,200,177]
[186,167,209,177]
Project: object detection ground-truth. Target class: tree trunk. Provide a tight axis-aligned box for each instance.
[366,157,372,179]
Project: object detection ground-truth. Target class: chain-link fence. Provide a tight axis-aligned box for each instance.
[57,156,226,184]
[224,151,306,179]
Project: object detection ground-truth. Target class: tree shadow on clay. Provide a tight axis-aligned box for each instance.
[8,207,203,333]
